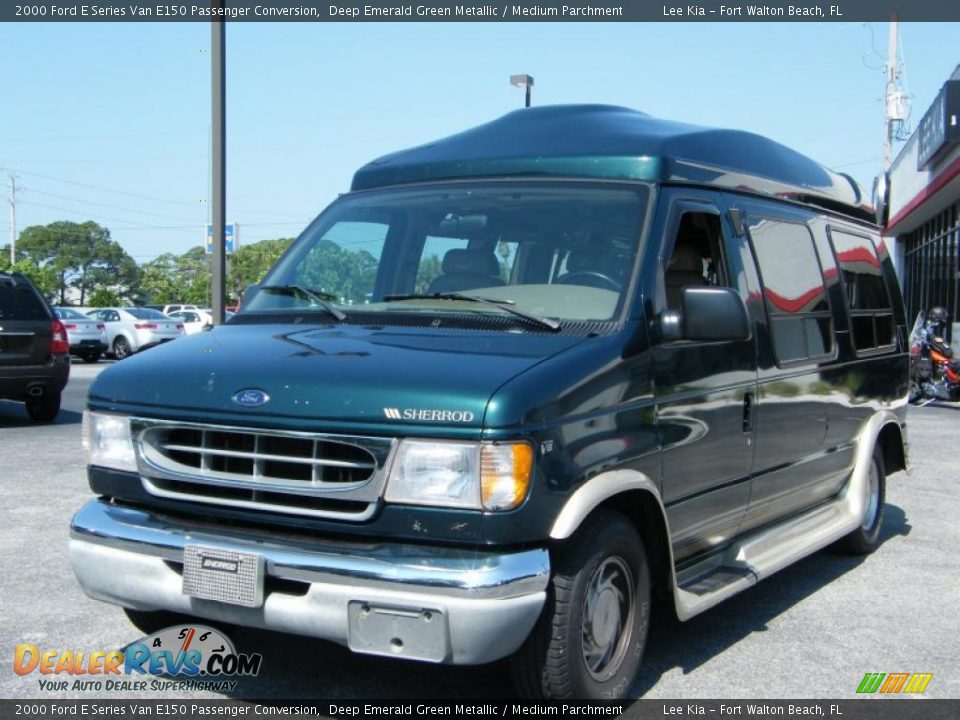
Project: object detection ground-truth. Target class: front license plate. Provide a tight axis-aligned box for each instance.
[182,546,264,608]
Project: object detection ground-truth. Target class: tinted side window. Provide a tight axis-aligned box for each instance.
[747,217,833,365]
[663,211,730,309]
[828,228,894,351]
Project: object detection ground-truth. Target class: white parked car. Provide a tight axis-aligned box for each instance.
[85,307,184,360]
[167,309,211,335]
[52,307,108,363]
[145,304,212,324]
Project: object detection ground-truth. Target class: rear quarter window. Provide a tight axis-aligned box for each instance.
[828,228,895,352]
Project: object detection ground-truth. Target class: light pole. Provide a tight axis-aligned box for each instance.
[510,74,534,108]
[210,6,226,325]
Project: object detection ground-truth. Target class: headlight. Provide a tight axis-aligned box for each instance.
[385,440,532,511]
[82,411,137,472]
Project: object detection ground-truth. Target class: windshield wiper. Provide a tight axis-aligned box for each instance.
[259,284,346,321]
[383,292,560,332]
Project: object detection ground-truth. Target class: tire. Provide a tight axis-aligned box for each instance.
[113,336,132,360]
[81,353,101,364]
[123,608,199,636]
[25,391,61,423]
[835,446,886,555]
[511,510,650,700]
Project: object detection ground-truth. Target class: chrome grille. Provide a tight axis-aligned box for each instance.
[133,420,394,520]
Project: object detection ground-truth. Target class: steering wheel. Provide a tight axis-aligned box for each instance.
[557,272,621,292]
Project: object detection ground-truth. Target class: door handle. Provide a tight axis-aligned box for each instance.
[742,392,754,434]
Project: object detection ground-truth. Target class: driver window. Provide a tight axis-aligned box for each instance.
[664,212,728,308]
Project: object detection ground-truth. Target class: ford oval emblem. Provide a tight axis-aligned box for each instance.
[231,389,270,407]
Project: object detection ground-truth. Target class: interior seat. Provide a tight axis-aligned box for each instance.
[665,243,708,307]
[427,249,504,294]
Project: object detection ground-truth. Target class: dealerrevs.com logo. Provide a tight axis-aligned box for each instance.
[14,624,262,693]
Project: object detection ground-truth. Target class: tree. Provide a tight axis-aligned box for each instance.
[0,253,59,300]
[137,253,181,305]
[15,221,137,305]
[229,238,293,298]
[134,247,212,306]
[177,247,211,305]
[88,288,121,307]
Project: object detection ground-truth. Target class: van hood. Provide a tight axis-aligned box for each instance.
[88,323,587,429]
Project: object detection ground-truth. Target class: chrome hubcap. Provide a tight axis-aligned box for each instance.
[862,461,880,531]
[581,556,635,681]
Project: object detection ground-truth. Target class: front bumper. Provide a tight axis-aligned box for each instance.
[69,499,549,665]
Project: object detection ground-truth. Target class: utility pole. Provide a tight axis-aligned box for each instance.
[6,174,16,265]
[210,6,226,325]
[882,9,901,170]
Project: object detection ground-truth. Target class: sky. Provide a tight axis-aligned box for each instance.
[0,20,957,265]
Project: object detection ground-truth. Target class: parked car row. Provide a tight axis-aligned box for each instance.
[60,305,225,359]
[1,281,223,423]
[85,307,185,359]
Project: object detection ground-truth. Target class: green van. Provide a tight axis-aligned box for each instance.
[70,105,909,699]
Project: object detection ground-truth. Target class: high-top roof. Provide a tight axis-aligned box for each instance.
[351,104,873,222]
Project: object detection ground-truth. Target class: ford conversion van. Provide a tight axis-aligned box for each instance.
[70,106,908,699]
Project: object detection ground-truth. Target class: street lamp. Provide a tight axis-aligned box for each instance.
[510,74,534,108]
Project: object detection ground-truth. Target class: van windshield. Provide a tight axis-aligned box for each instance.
[245,182,649,328]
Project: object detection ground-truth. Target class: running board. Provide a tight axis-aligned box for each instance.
[672,418,880,622]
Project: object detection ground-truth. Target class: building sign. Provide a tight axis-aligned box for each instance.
[917,80,960,170]
[205,223,239,254]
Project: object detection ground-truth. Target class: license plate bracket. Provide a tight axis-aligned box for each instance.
[182,546,264,608]
[348,601,449,662]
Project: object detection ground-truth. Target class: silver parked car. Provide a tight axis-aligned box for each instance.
[52,307,108,363]
[86,307,184,360]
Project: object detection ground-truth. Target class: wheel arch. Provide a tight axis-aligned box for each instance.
[875,420,907,475]
[550,470,675,613]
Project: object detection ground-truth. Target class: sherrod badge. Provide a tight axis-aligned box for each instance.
[384,407,474,422]
[231,389,271,407]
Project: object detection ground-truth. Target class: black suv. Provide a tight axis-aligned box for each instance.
[0,272,70,422]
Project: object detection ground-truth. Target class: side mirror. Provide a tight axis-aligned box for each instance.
[660,287,751,343]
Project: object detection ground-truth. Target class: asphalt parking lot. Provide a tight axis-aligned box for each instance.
[1,361,958,700]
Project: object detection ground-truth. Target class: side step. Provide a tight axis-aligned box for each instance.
[672,429,877,621]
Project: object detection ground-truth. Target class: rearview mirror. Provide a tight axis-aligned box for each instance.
[660,287,751,343]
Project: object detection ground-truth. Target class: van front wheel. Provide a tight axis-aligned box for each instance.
[511,510,650,699]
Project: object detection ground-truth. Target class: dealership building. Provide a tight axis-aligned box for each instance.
[886,65,960,343]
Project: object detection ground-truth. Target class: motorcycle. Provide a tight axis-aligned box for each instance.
[909,307,960,404]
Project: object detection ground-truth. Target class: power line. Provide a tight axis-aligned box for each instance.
[17,186,201,224]
[6,167,200,207]
[2,166,309,219]
[108,221,307,231]
[16,200,164,228]
[9,201,307,232]
[833,156,883,169]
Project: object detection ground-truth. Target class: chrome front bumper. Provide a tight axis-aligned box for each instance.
[69,500,550,665]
